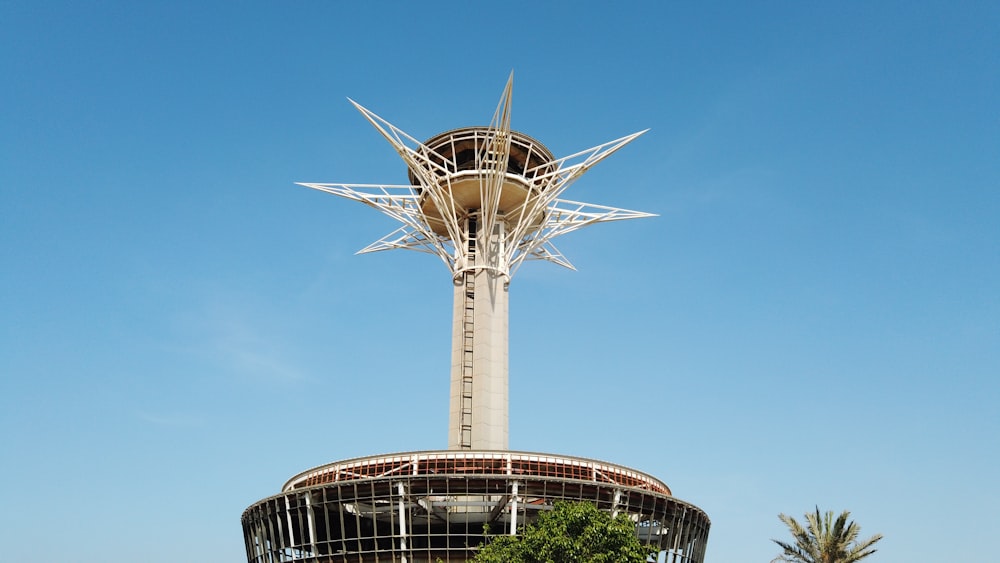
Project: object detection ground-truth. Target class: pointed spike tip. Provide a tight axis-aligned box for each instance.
[502,72,515,98]
[347,97,369,114]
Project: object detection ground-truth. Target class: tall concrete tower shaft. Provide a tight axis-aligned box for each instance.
[299,74,655,450]
[450,216,509,449]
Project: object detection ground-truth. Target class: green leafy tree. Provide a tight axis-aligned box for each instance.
[473,501,657,563]
[772,507,883,563]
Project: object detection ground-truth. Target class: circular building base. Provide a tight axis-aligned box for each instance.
[242,451,710,563]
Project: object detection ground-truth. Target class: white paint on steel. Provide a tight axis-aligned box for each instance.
[509,480,520,535]
[397,481,408,563]
[298,74,653,280]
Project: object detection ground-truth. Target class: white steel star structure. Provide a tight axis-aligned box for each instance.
[302,74,657,450]
[299,74,655,283]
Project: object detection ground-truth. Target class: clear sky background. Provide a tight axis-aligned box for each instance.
[2,2,997,562]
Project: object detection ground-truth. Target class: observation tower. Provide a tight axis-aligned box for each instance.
[241,75,711,563]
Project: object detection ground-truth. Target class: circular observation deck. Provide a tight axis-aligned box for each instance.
[242,450,710,563]
[407,128,557,237]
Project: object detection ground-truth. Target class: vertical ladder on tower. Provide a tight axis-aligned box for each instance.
[459,216,477,449]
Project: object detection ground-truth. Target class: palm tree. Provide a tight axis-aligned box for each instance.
[772,507,883,563]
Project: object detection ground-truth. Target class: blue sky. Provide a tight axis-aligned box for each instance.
[1,1,997,561]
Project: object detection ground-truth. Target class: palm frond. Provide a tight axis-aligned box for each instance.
[772,508,882,563]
